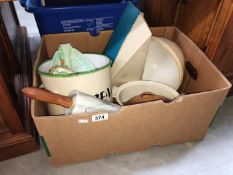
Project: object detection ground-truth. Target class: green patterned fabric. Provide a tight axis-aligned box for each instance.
[50,44,95,74]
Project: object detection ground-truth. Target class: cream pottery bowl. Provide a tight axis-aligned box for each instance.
[143,37,185,90]
[113,81,179,105]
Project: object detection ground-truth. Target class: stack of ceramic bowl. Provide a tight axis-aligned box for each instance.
[114,36,185,105]
[143,37,185,90]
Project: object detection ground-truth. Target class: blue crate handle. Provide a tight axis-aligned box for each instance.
[19,0,27,7]
[23,0,139,13]
[24,0,42,12]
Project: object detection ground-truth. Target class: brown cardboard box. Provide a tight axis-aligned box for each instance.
[32,27,231,166]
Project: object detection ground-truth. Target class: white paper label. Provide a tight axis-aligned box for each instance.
[92,113,108,122]
[61,17,114,33]
[78,119,88,124]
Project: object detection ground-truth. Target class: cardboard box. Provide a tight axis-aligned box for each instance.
[32,27,231,166]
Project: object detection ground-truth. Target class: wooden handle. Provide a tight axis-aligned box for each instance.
[125,92,170,105]
[22,87,73,108]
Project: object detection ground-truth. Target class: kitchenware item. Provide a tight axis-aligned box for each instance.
[104,2,151,86]
[22,87,121,115]
[113,81,179,105]
[37,53,112,115]
[142,36,185,90]
[104,2,140,63]
[124,92,170,105]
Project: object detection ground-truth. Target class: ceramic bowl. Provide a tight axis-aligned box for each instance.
[142,37,185,90]
[113,81,179,105]
[37,54,112,115]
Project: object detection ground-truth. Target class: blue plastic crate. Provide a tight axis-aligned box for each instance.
[20,0,140,36]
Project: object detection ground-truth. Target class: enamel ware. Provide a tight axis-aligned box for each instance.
[37,54,112,115]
